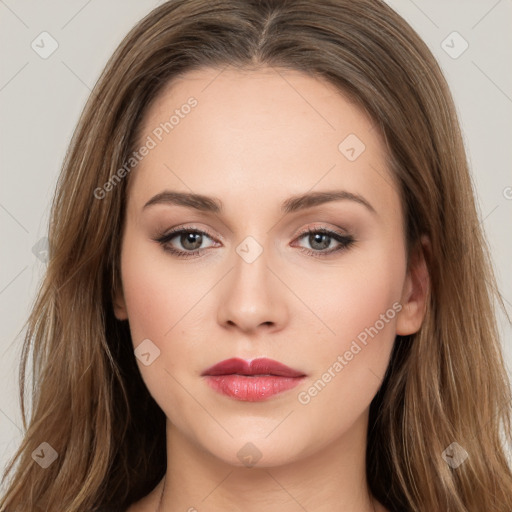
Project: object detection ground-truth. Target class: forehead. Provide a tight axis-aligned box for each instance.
[127,66,400,221]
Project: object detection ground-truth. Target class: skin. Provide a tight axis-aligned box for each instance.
[117,66,429,512]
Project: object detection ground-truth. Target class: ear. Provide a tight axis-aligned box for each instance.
[396,235,430,336]
[112,282,128,321]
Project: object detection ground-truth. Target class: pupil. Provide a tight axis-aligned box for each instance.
[182,232,202,250]
[310,233,330,250]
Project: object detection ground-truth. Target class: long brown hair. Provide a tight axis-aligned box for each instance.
[1,1,511,510]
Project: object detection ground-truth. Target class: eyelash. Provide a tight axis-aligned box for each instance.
[154,225,355,259]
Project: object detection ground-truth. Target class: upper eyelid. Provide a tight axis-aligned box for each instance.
[162,225,219,241]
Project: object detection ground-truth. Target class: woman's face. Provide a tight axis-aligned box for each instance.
[114,66,426,467]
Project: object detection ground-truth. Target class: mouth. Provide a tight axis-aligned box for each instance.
[201,357,306,402]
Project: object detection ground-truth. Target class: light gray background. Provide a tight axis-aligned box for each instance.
[1,0,511,477]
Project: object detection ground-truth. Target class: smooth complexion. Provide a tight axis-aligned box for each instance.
[117,66,429,512]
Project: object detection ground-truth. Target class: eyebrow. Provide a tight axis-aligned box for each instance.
[143,189,376,215]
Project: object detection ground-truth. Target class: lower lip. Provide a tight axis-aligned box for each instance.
[204,375,304,402]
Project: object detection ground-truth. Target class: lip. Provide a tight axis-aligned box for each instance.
[201,357,305,378]
[201,357,306,402]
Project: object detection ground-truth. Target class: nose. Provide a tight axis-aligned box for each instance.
[216,242,289,334]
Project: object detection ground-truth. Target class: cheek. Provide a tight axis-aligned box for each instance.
[121,266,169,343]
[336,243,405,360]
[335,255,404,342]
[119,233,200,343]
[297,236,406,342]
[295,243,406,425]
[119,239,204,424]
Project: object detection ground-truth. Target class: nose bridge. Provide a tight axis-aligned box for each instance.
[231,233,274,306]
[216,233,287,331]
[234,235,271,288]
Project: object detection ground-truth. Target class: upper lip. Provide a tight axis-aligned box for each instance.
[201,357,305,377]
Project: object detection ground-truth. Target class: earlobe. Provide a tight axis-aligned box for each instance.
[396,236,430,336]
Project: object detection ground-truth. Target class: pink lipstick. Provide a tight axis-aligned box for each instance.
[201,357,306,402]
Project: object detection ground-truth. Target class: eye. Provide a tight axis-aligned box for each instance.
[154,227,219,258]
[292,227,355,257]
[154,225,355,259]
